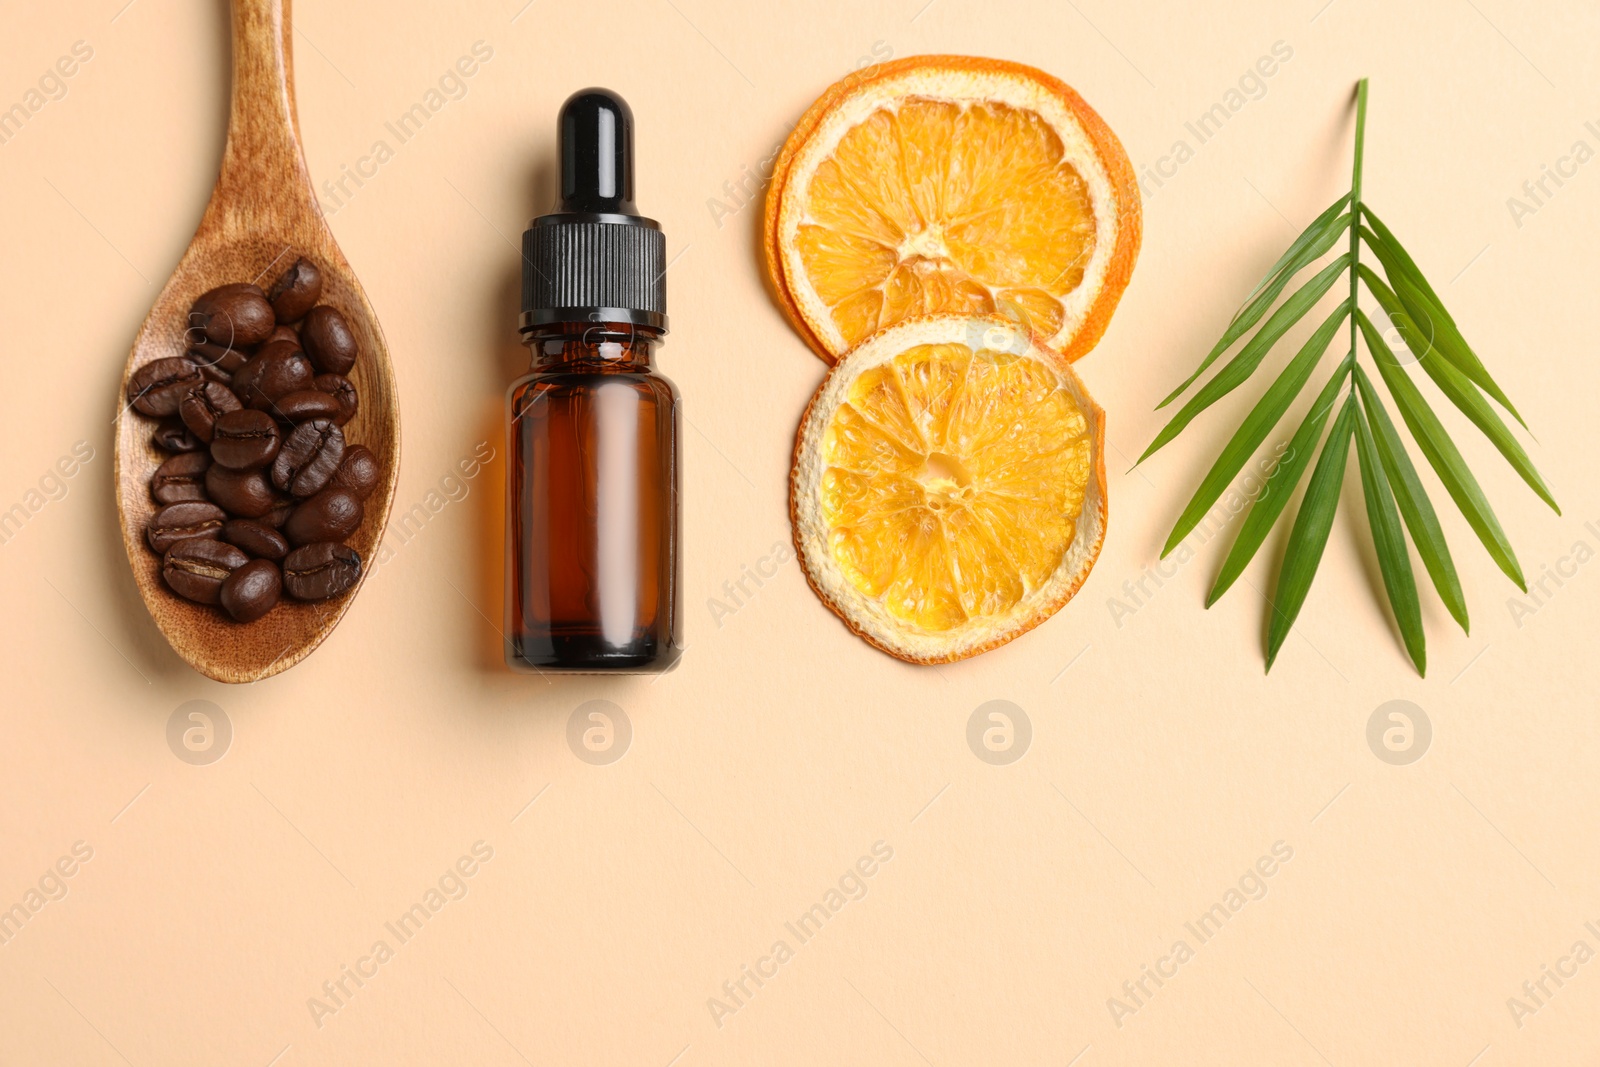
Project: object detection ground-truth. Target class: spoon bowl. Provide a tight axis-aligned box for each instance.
[115,0,399,683]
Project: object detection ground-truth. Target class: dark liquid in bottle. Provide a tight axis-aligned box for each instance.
[506,329,680,672]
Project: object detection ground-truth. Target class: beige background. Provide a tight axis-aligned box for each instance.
[3,0,1598,1063]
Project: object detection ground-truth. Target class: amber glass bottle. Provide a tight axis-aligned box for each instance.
[505,90,681,673]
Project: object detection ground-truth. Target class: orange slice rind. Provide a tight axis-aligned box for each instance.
[765,55,1141,365]
[790,314,1107,663]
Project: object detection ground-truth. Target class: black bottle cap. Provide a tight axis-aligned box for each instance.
[521,89,667,335]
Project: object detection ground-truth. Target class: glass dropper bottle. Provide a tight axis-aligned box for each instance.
[505,88,682,673]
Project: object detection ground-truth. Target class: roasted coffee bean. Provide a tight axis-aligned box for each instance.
[151,452,212,505]
[300,306,357,375]
[147,501,225,553]
[221,518,289,560]
[263,324,300,347]
[128,357,202,417]
[187,339,248,375]
[332,445,379,499]
[271,419,344,497]
[233,341,314,411]
[220,558,282,621]
[267,257,322,322]
[283,542,361,600]
[205,465,283,518]
[189,283,275,347]
[210,409,281,470]
[178,381,242,443]
[153,420,203,453]
[163,538,249,605]
[259,503,293,528]
[131,268,373,622]
[273,389,343,424]
[284,487,363,545]
[314,373,358,425]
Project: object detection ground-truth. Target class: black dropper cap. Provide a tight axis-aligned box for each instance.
[521,89,667,336]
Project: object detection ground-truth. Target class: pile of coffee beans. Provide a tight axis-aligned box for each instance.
[127,254,379,622]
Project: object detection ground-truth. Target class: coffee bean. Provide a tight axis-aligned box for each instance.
[220,558,282,621]
[153,420,204,453]
[260,502,293,528]
[205,465,283,518]
[263,324,300,347]
[187,340,248,375]
[233,341,315,411]
[284,487,364,545]
[272,419,344,497]
[273,389,343,424]
[210,409,281,470]
[178,381,242,443]
[300,306,357,375]
[314,373,358,425]
[332,445,380,499]
[151,452,212,505]
[221,518,289,560]
[190,283,275,347]
[163,538,249,605]
[267,257,323,323]
[147,501,225,553]
[283,542,361,600]
[133,262,371,624]
[128,357,202,417]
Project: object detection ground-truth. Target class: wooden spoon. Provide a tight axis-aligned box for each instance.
[114,0,399,683]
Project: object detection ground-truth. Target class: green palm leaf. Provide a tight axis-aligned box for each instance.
[1418,352,1558,513]
[1209,357,1352,605]
[1241,194,1352,308]
[1360,208,1525,425]
[1353,404,1426,674]
[1157,198,1351,409]
[1360,266,1557,512]
[1356,308,1527,591]
[1161,301,1350,556]
[1144,78,1547,670]
[1353,365,1469,632]
[1141,253,1350,462]
[1265,397,1357,671]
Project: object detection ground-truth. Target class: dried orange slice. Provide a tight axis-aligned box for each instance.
[765,55,1141,364]
[791,314,1107,662]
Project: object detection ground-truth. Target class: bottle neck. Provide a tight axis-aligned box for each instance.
[524,321,660,371]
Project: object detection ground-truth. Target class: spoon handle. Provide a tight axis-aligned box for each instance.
[205,0,320,233]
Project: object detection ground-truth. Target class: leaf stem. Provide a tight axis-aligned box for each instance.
[1348,78,1369,366]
